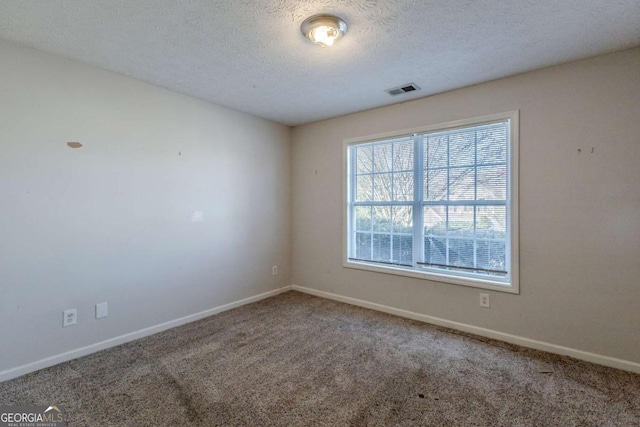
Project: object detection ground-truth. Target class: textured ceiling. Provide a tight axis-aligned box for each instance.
[0,1,639,126]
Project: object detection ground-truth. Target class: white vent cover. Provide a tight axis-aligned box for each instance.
[385,83,421,96]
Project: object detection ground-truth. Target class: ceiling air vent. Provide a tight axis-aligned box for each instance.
[386,83,421,96]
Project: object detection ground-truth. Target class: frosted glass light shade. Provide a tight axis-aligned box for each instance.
[301,14,347,47]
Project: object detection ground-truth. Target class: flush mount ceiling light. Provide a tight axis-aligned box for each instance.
[301,14,347,47]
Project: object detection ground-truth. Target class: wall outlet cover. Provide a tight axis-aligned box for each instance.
[63,308,77,327]
[480,293,491,308]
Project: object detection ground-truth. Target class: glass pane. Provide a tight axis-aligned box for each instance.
[448,206,474,237]
[478,240,506,271]
[373,206,391,232]
[392,206,413,233]
[477,126,507,164]
[477,165,506,200]
[393,235,413,265]
[489,241,506,271]
[425,135,447,169]
[424,169,447,201]
[449,130,475,167]
[424,236,446,264]
[355,145,373,174]
[373,143,393,173]
[476,206,506,239]
[448,239,474,268]
[355,206,371,232]
[355,232,371,260]
[424,206,446,236]
[373,173,392,201]
[355,175,372,202]
[449,168,475,200]
[394,139,414,171]
[372,234,391,261]
[393,172,413,201]
[476,240,490,270]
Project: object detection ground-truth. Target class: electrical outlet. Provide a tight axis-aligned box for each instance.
[63,308,77,327]
[479,293,490,308]
[96,302,108,319]
[272,265,278,275]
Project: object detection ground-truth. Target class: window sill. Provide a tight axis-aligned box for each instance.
[343,260,519,294]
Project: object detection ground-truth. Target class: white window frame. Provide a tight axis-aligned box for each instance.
[343,111,519,294]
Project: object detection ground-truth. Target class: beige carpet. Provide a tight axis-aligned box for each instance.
[1,291,639,426]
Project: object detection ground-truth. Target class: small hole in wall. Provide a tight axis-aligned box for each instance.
[67,142,83,149]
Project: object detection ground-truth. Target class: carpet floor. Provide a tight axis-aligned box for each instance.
[1,291,639,426]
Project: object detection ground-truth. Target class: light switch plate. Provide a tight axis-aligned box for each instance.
[96,302,108,319]
[191,211,204,222]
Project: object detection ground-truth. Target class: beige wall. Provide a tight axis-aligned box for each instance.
[292,48,640,364]
[0,39,291,373]
[1,37,638,377]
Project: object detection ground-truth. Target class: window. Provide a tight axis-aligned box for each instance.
[344,111,519,293]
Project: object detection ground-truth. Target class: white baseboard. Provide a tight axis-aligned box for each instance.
[4,284,637,382]
[0,286,293,383]
[291,285,640,374]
